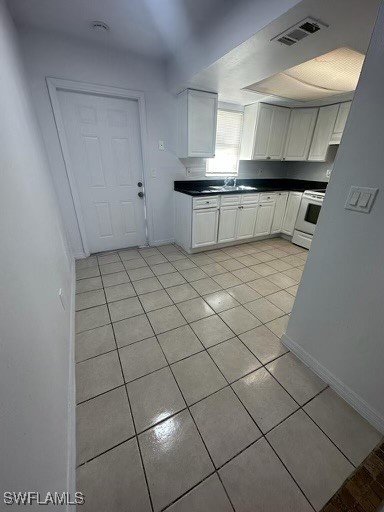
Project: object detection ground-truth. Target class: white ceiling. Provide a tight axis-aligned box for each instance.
[7,0,245,59]
[187,0,380,105]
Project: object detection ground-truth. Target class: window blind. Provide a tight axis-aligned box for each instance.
[206,109,243,176]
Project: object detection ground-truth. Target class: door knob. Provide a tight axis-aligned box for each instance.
[137,182,143,187]
[138,191,144,198]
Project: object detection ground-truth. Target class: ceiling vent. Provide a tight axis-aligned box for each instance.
[272,17,328,47]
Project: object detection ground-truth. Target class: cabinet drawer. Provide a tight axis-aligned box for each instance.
[193,196,219,209]
[260,192,276,203]
[241,193,259,204]
[221,194,241,206]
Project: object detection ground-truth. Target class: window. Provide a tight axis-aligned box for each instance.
[206,109,243,176]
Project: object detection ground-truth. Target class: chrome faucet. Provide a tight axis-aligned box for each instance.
[224,177,237,187]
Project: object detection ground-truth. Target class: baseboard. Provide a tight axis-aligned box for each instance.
[282,333,384,434]
[150,239,175,247]
[67,260,76,510]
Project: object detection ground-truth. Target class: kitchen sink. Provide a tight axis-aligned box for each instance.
[207,185,257,192]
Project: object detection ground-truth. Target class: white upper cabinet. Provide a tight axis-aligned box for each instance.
[177,89,218,158]
[308,104,339,161]
[284,108,318,160]
[330,101,351,144]
[240,103,290,160]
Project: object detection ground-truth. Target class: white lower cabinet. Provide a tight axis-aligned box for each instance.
[254,203,275,237]
[237,204,259,239]
[217,206,238,243]
[192,208,219,248]
[282,192,303,235]
[271,192,288,234]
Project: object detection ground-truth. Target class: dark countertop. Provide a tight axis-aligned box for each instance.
[174,179,328,197]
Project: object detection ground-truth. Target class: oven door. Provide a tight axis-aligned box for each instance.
[295,196,323,235]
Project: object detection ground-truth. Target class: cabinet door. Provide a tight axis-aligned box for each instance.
[268,107,290,160]
[237,204,258,240]
[254,203,275,237]
[284,108,318,160]
[282,192,302,235]
[217,206,238,243]
[330,101,351,144]
[188,90,218,157]
[271,192,288,234]
[308,104,339,161]
[253,103,274,159]
[192,208,219,248]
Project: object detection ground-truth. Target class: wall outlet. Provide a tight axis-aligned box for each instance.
[326,169,332,178]
[158,140,165,151]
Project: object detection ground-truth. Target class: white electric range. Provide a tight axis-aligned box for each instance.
[292,189,326,249]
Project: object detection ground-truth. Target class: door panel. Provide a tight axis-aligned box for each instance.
[218,206,238,243]
[253,104,273,159]
[282,192,303,235]
[192,209,219,248]
[284,108,318,160]
[237,205,258,239]
[271,193,288,234]
[254,203,275,237]
[58,91,147,253]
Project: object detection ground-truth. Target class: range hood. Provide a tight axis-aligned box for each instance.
[244,47,365,102]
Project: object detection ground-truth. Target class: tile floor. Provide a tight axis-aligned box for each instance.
[75,238,382,512]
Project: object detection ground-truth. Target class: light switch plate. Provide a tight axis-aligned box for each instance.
[345,186,378,213]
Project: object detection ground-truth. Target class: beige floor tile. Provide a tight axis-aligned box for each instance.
[157,325,204,364]
[158,272,187,288]
[219,306,261,335]
[150,262,176,276]
[212,272,243,289]
[76,276,103,294]
[189,254,215,266]
[75,304,110,333]
[239,326,288,364]
[286,284,299,297]
[97,252,120,265]
[248,277,281,296]
[266,314,290,338]
[128,266,155,281]
[191,387,261,468]
[139,290,173,312]
[268,259,293,271]
[190,277,222,295]
[148,305,187,334]
[255,252,275,263]
[76,256,98,270]
[304,388,382,466]
[139,410,214,512]
[76,387,134,465]
[108,297,144,322]
[266,353,327,405]
[119,337,167,382]
[249,263,276,277]
[113,314,154,347]
[166,474,232,512]
[179,267,208,282]
[165,252,188,262]
[267,410,353,511]
[143,254,167,266]
[266,290,295,314]
[244,297,285,323]
[203,290,240,313]
[190,315,235,348]
[133,277,163,294]
[102,271,130,288]
[166,283,199,303]
[171,258,196,271]
[76,351,123,403]
[118,249,141,261]
[232,367,298,433]
[226,284,261,304]
[105,283,136,303]
[232,267,261,282]
[235,255,261,266]
[127,367,186,433]
[208,337,261,382]
[75,324,115,362]
[171,352,227,405]
[76,289,106,311]
[220,258,245,271]
[99,261,125,275]
[177,298,214,323]
[77,439,151,512]
[139,247,160,257]
[199,263,227,276]
[76,266,101,280]
[265,248,290,259]
[123,257,148,270]
[219,438,312,512]
[283,268,303,282]
[281,255,305,267]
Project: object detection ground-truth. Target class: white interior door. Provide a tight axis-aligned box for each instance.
[57,90,147,253]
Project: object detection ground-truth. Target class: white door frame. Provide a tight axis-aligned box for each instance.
[47,77,151,256]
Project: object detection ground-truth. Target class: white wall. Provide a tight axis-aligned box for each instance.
[284,4,384,432]
[0,0,74,499]
[18,29,185,255]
